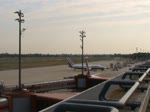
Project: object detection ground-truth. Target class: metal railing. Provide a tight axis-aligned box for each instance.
[40,62,150,112]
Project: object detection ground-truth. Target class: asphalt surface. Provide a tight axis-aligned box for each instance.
[0,60,138,86]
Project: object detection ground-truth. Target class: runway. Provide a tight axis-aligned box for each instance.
[0,60,137,86]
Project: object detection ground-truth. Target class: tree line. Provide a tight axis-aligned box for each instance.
[0,53,149,60]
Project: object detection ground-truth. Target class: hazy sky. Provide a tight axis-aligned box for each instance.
[0,0,150,54]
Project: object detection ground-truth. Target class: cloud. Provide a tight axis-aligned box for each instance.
[21,0,150,26]
[1,0,149,31]
[1,0,150,54]
[1,0,150,24]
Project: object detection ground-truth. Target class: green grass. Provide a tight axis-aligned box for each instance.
[0,56,120,71]
[0,57,67,70]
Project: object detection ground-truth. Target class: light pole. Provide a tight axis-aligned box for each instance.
[79,30,86,75]
[14,10,25,90]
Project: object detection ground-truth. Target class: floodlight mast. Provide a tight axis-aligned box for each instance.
[14,10,25,90]
[79,30,86,75]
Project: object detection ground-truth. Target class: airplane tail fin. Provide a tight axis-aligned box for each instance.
[67,58,74,68]
[85,58,90,76]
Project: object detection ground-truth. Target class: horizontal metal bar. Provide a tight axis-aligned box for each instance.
[132,68,148,72]
[67,99,124,109]
[54,102,119,112]
[138,65,150,68]
[121,72,144,80]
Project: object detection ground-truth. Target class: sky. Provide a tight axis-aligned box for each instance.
[0,0,150,54]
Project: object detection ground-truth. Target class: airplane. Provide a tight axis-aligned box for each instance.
[64,57,105,79]
[67,57,106,71]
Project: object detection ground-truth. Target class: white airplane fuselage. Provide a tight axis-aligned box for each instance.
[67,58,106,71]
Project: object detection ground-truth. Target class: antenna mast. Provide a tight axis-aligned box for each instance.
[79,30,86,75]
[14,10,25,90]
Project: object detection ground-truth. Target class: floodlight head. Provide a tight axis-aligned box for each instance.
[21,13,24,17]
[79,30,85,34]
[80,35,86,38]
[21,19,25,23]
[15,18,19,21]
[14,11,19,14]
[82,31,85,34]
[22,28,26,32]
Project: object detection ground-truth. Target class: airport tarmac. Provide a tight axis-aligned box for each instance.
[0,60,139,86]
